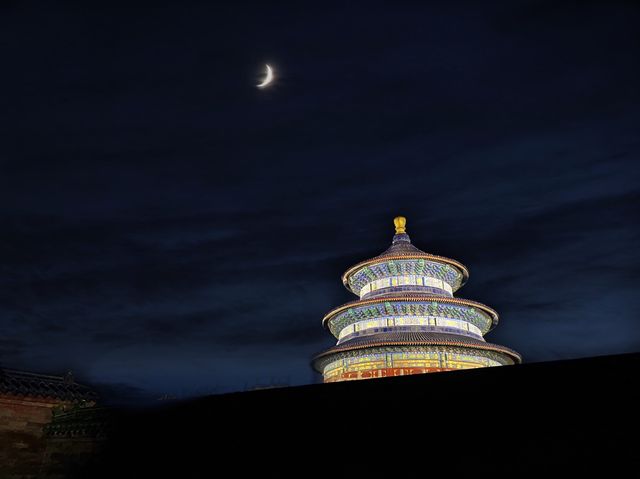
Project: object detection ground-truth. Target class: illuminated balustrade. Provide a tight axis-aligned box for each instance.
[358,274,453,298]
[337,316,482,342]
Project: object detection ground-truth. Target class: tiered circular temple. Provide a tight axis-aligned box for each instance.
[312,217,521,382]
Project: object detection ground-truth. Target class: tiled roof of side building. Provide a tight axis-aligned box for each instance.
[313,331,522,364]
[0,368,98,402]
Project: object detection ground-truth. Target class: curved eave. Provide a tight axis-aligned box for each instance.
[312,340,521,372]
[341,254,470,293]
[322,295,499,331]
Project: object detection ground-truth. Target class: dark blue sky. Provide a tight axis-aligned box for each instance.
[1,1,639,402]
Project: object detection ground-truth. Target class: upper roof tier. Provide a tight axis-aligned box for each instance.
[342,217,470,298]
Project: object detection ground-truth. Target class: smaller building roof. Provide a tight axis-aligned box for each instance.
[0,368,98,402]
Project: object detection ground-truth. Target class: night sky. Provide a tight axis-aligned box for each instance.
[1,1,639,402]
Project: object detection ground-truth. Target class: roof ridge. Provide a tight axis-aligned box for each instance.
[0,368,97,401]
[1,368,69,381]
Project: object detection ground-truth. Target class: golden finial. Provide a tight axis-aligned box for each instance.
[393,216,407,234]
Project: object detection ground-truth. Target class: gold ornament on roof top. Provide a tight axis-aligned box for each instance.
[393,216,407,234]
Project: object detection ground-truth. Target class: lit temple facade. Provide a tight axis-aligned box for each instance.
[312,217,521,383]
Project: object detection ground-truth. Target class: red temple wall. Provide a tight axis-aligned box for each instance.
[0,394,67,478]
[328,367,455,382]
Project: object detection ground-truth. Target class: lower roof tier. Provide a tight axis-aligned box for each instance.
[312,331,521,373]
[323,295,499,338]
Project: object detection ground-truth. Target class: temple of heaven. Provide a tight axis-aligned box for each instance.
[312,216,521,383]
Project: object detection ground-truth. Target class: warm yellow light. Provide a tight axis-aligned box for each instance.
[394,216,406,234]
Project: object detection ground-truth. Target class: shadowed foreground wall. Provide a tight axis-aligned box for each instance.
[3,353,639,477]
[91,352,639,477]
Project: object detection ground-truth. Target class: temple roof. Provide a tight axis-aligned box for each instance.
[322,294,499,330]
[313,331,522,368]
[341,217,469,291]
[0,368,98,402]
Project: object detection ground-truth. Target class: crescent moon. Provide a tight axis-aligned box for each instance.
[257,64,274,88]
